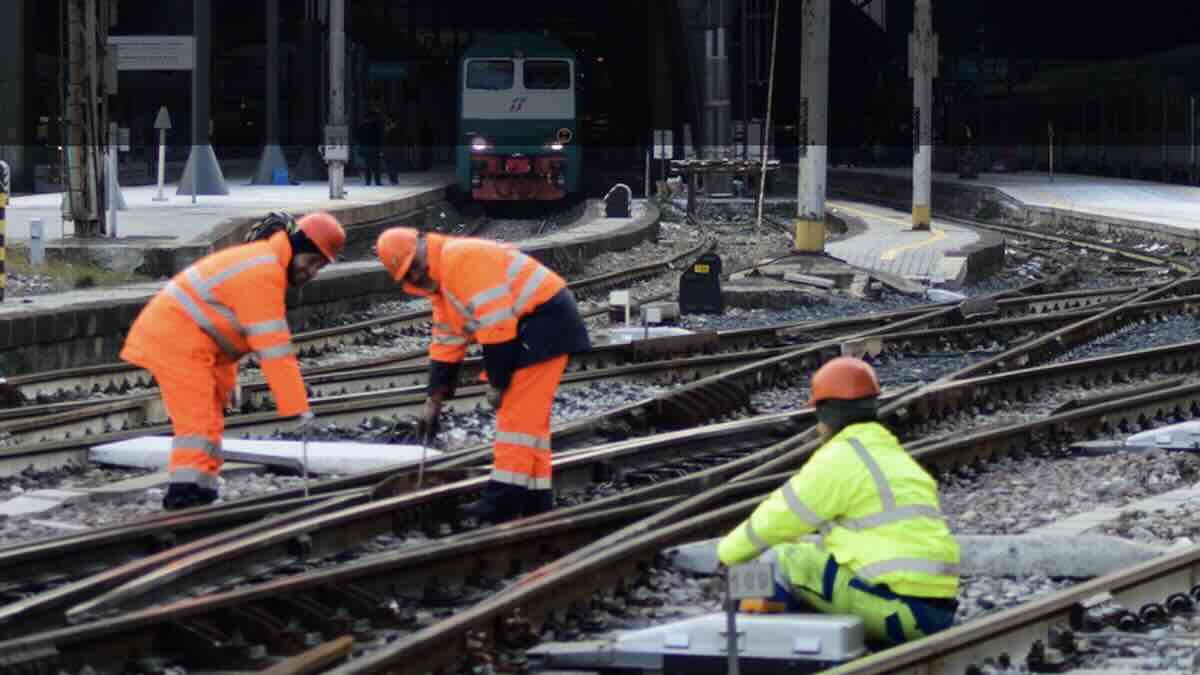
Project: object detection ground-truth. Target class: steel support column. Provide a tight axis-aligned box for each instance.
[252,0,289,185]
[796,0,829,251]
[326,0,346,199]
[910,0,935,230]
[178,0,230,196]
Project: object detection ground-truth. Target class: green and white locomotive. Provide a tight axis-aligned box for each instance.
[456,33,582,202]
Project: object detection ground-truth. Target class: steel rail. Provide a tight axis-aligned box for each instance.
[321,272,1200,672]
[6,305,1200,667]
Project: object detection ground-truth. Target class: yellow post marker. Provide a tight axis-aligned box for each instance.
[0,160,8,302]
[794,218,825,253]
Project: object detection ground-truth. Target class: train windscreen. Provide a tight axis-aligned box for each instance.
[467,60,515,90]
[523,60,572,90]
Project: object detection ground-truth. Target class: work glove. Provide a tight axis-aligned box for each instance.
[416,396,443,441]
[294,410,319,436]
[485,385,504,410]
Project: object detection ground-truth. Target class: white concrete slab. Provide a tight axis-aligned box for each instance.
[825,200,982,282]
[0,488,91,517]
[600,326,696,346]
[1127,421,1200,450]
[90,437,441,475]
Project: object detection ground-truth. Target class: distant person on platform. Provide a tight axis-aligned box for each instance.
[121,213,346,510]
[358,109,384,186]
[375,227,591,523]
[717,356,960,646]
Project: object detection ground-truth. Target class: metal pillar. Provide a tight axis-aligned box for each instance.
[253,0,289,185]
[702,0,732,194]
[796,0,829,252]
[910,0,936,230]
[0,0,32,195]
[178,0,229,196]
[326,0,346,199]
[293,0,326,181]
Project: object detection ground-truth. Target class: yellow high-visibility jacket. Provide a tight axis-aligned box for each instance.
[718,421,959,599]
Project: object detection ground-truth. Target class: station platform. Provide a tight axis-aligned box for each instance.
[825,199,1002,287]
[829,166,1200,248]
[5,170,457,276]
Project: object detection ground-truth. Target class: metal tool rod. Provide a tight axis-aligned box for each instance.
[301,433,310,497]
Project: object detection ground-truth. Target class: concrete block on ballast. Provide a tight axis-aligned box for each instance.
[0,488,91,517]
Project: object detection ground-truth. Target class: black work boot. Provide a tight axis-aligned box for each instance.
[162,483,219,511]
[459,481,528,524]
[524,489,555,517]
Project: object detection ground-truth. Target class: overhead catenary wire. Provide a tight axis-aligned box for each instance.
[754,0,781,233]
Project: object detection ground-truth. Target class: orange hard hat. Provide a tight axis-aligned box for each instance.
[376,227,420,281]
[296,212,346,262]
[808,356,881,406]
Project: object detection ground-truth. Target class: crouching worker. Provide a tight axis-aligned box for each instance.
[121,212,345,510]
[376,228,590,523]
[717,356,960,646]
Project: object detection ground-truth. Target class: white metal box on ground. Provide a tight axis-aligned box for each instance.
[527,612,866,674]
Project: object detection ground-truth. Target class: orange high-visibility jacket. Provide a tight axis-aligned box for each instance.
[421,233,566,365]
[121,231,309,416]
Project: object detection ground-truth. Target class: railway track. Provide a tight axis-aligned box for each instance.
[4,331,1200,672]
[0,204,1193,671]
[2,276,1200,667]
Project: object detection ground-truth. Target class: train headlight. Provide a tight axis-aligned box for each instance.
[549,143,564,151]
[471,136,490,152]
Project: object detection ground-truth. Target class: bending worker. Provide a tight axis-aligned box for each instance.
[376,228,590,522]
[717,356,960,646]
[121,212,346,510]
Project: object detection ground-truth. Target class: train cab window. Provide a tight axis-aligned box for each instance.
[524,60,571,90]
[467,60,515,90]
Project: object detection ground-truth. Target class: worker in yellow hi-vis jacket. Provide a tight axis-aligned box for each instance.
[718,357,960,646]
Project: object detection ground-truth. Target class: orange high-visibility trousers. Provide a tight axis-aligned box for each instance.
[492,354,568,489]
[153,360,230,491]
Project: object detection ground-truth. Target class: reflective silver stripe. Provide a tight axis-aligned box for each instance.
[490,468,530,488]
[199,254,277,290]
[855,558,960,581]
[433,334,469,346]
[172,435,222,457]
[245,319,289,336]
[185,268,240,328]
[530,476,552,490]
[495,430,552,450]
[847,437,895,509]
[781,481,828,530]
[744,521,771,554]
[169,468,220,489]
[506,253,529,281]
[257,343,294,360]
[512,264,549,315]
[165,281,240,358]
[466,284,509,314]
[839,504,944,531]
[445,290,480,332]
[434,322,456,333]
[475,306,515,330]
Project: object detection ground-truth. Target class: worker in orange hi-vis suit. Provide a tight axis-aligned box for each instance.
[376,227,591,523]
[121,212,346,511]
